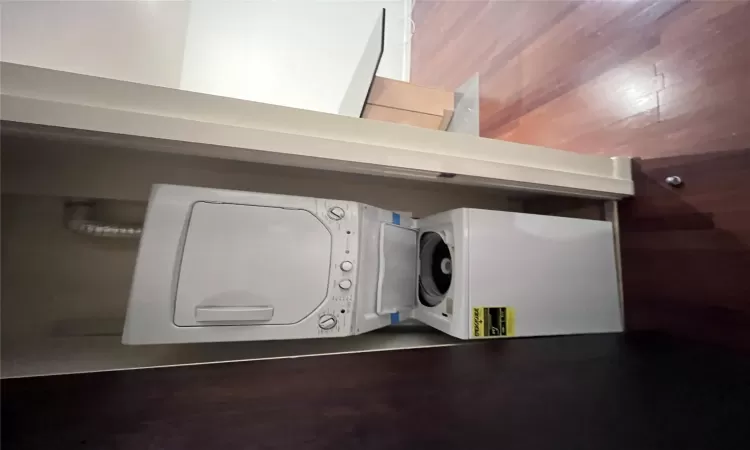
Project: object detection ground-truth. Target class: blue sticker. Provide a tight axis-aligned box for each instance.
[392,212,401,225]
[390,312,400,324]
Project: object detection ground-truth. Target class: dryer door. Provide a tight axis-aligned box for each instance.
[173,202,331,326]
[352,209,417,335]
[122,184,352,345]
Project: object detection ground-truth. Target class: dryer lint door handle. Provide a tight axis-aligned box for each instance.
[195,306,274,322]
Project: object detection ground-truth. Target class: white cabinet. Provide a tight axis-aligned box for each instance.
[0,63,632,378]
[1,63,633,198]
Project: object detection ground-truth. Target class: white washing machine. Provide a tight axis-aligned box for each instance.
[122,184,623,344]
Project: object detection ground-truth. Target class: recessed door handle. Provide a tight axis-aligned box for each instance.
[195,306,274,322]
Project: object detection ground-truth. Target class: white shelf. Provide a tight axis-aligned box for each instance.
[1,63,633,199]
[1,329,459,379]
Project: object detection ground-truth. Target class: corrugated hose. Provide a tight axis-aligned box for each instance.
[65,201,143,239]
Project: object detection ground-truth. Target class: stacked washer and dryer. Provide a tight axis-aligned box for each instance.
[123,184,622,345]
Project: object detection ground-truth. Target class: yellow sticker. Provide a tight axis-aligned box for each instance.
[471,307,515,338]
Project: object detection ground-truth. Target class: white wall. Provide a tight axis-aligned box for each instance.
[181,1,409,112]
[0,0,191,88]
[0,0,411,113]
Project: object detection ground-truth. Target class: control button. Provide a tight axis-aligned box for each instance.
[340,261,353,272]
[319,314,337,330]
[327,206,345,221]
[339,279,352,290]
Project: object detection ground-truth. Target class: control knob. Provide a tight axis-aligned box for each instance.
[319,314,337,330]
[327,206,345,220]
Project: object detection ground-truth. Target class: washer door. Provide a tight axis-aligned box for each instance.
[174,202,331,326]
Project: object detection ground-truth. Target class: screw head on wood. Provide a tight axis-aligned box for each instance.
[665,176,683,187]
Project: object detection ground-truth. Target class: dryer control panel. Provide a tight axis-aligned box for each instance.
[313,199,360,337]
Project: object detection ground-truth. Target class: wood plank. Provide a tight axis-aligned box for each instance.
[366,77,453,116]
[363,104,444,130]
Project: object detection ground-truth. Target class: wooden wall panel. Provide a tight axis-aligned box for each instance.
[411,0,750,158]
[620,149,750,348]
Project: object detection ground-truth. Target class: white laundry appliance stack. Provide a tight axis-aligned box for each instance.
[122,184,623,345]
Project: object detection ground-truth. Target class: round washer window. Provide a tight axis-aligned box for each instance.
[419,232,452,307]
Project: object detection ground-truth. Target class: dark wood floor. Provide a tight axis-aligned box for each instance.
[411,0,750,158]
[3,333,750,450]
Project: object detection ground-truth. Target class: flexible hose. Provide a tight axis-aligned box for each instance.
[65,201,143,239]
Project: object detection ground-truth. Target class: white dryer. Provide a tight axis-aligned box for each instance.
[122,184,622,344]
